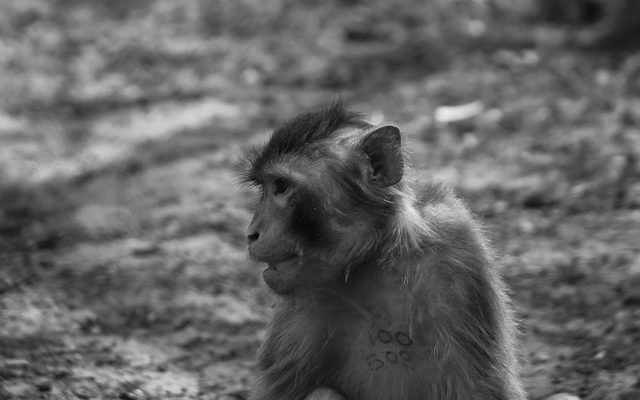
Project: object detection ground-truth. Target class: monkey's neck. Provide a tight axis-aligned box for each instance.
[287,261,410,322]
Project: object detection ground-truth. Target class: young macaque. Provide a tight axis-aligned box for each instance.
[242,104,525,400]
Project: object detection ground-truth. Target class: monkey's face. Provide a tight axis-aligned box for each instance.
[246,177,305,294]
[242,107,404,295]
[245,169,349,294]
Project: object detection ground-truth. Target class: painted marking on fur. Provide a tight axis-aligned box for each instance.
[364,329,415,371]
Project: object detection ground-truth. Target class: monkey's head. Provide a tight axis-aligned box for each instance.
[241,104,404,295]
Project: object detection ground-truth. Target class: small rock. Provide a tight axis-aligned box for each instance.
[73,383,98,399]
[546,393,581,400]
[532,350,552,363]
[35,378,52,392]
[130,241,161,257]
[120,388,148,400]
[50,367,71,379]
[594,350,606,360]
[518,219,536,234]
[434,101,483,124]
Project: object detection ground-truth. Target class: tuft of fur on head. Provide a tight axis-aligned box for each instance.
[241,102,369,187]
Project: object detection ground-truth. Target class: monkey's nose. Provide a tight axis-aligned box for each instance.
[247,231,260,243]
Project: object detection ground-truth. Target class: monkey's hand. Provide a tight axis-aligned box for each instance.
[305,387,347,400]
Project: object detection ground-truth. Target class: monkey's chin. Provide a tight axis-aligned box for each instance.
[263,257,301,295]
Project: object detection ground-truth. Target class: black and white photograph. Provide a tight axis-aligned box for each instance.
[1,1,639,399]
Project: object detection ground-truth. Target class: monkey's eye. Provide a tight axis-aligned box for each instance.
[273,178,291,196]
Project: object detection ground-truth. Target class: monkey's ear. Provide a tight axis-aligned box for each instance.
[361,125,403,187]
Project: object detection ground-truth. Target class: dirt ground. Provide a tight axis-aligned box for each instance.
[1,1,640,399]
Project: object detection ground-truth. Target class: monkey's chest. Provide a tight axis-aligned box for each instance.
[334,307,424,400]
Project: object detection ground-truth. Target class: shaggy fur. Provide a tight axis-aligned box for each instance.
[243,104,526,400]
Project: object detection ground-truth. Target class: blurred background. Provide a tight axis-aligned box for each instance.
[0,0,639,399]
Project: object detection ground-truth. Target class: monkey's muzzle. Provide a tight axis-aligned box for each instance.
[263,256,302,295]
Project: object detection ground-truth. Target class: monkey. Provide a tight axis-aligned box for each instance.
[241,103,526,400]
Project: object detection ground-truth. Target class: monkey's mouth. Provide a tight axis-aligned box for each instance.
[266,256,300,272]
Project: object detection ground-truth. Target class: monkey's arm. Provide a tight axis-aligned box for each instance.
[305,387,346,400]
